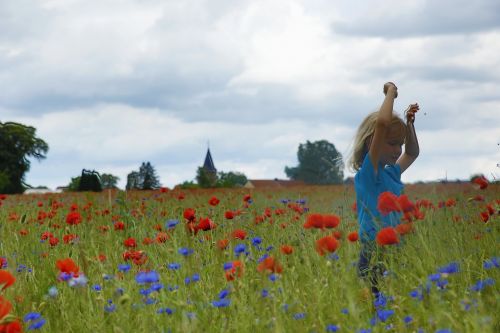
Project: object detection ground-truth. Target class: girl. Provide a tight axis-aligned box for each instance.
[349,82,419,295]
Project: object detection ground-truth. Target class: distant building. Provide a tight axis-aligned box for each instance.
[244,179,306,188]
[203,148,217,175]
[24,188,54,195]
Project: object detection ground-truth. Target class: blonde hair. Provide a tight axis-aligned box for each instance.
[348,111,407,171]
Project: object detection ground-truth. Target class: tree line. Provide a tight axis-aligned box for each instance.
[1,121,345,194]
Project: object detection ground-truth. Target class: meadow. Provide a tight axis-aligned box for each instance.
[0,182,498,333]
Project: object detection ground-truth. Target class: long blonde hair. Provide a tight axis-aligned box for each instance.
[348,111,406,171]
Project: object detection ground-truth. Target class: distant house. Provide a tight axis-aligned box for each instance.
[55,186,69,193]
[244,179,306,188]
[24,188,54,195]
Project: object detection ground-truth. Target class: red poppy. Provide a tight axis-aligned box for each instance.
[183,208,196,221]
[323,215,340,228]
[472,175,488,190]
[377,192,400,215]
[142,237,155,245]
[280,245,293,255]
[257,256,283,274]
[445,198,456,207]
[315,236,339,256]
[0,295,13,320]
[486,204,495,216]
[159,187,169,193]
[376,227,399,246]
[416,199,434,209]
[155,232,170,243]
[232,229,247,240]
[0,195,6,200]
[208,196,220,206]
[224,211,235,219]
[333,231,342,239]
[0,270,15,291]
[217,239,229,250]
[124,237,137,248]
[0,258,5,269]
[397,195,415,213]
[303,213,324,229]
[114,221,125,230]
[49,237,59,247]
[347,231,359,242]
[63,234,78,244]
[0,319,22,333]
[19,229,28,236]
[243,194,251,202]
[66,211,82,225]
[195,217,216,233]
[56,258,79,274]
[395,222,414,235]
[480,211,489,223]
[225,260,244,281]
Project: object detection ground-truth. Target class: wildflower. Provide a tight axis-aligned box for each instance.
[217,239,229,250]
[123,237,137,248]
[225,211,235,219]
[323,215,340,228]
[56,258,79,275]
[303,213,324,229]
[208,196,220,206]
[395,222,414,235]
[212,299,230,307]
[376,227,399,246]
[397,195,415,212]
[293,313,305,320]
[183,208,196,221]
[251,237,262,246]
[280,245,293,255]
[483,257,500,269]
[404,315,413,324]
[471,175,488,189]
[234,244,247,256]
[218,289,230,299]
[165,219,179,229]
[347,231,359,242]
[195,217,216,233]
[66,211,83,225]
[315,235,339,256]
[257,256,283,274]
[438,262,459,274]
[114,221,125,230]
[470,278,495,292]
[377,192,400,215]
[48,286,58,298]
[178,247,194,256]
[0,295,13,319]
[0,270,15,290]
[225,261,244,281]
[167,263,181,270]
[232,229,247,240]
[135,271,160,284]
[480,211,489,223]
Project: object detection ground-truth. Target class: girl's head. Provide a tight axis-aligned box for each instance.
[349,111,407,171]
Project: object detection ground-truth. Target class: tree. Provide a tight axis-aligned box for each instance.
[68,176,81,191]
[126,162,161,190]
[285,140,344,185]
[216,171,248,188]
[0,121,49,193]
[196,166,218,188]
[100,173,120,189]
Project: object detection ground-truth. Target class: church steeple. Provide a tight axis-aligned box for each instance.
[203,148,217,174]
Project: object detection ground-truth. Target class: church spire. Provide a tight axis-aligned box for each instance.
[203,147,217,174]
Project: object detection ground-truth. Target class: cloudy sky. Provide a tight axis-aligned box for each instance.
[1,0,499,189]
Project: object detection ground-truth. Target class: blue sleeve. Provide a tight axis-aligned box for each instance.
[357,154,381,187]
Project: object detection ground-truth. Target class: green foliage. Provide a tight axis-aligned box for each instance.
[0,121,49,193]
[285,140,344,185]
[177,180,200,189]
[126,162,161,190]
[100,173,120,189]
[216,171,247,188]
[78,170,102,192]
[196,166,218,188]
[68,176,81,191]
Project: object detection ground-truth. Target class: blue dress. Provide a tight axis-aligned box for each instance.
[354,153,403,242]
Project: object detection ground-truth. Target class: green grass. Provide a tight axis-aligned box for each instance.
[0,184,498,332]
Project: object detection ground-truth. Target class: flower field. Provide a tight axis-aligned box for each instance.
[0,182,498,332]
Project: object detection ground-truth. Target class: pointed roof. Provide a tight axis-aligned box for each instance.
[203,148,217,173]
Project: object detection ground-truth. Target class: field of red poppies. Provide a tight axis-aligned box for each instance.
[0,180,498,332]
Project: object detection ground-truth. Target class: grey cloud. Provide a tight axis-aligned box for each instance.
[333,0,500,37]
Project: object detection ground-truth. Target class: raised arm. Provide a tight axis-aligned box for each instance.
[397,103,420,173]
[368,82,398,174]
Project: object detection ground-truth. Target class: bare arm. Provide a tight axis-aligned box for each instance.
[397,103,420,173]
[369,82,398,174]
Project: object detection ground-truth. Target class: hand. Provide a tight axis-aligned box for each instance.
[404,103,419,124]
[383,82,398,98]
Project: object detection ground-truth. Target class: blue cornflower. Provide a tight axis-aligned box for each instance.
[223,262,233,270]
[341,308,349,315]
[358,329,371,333]
[104,303,116,313]
[178,247,194,256]
[266,245,274,252]
[374,293,388,308]
[218,289,230,299]
[165,219,179,229]
[47,286,57,298]
[261,289,269,298]
[167,263,181,270]
[293,313,305,320]
[212,299,231,307]
[234,244,246,256]
[150,283,163,292]
[326,324,339,332]
[435,329,453,333]
[269,274,278,282]
[428,273,441,282]
[252,237,262,246]
[168,285,179,292]
[409,288,423,301]
[470,278,495,292]
[192,273,200,282]
[483,257,500,269]
[27,318,46,330]
[376,309,394,322]
[93,284,102,292]
[144,297,157,305]
[157,307,174,315]
[258,254,269,263]
[438,262,459,274]
[135,271,160,284]
[328,253,340,261]
[23,313,42,322]
[282,304,289,312]
[139,288,152,296]
[118,263,131,273]
[184,277,191,285]
[404,315,413,324]
[437,279,449,289]
[280,199,290,204]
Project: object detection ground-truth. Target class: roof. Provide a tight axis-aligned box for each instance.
[203,148,217,173]
[244,179,306,188]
